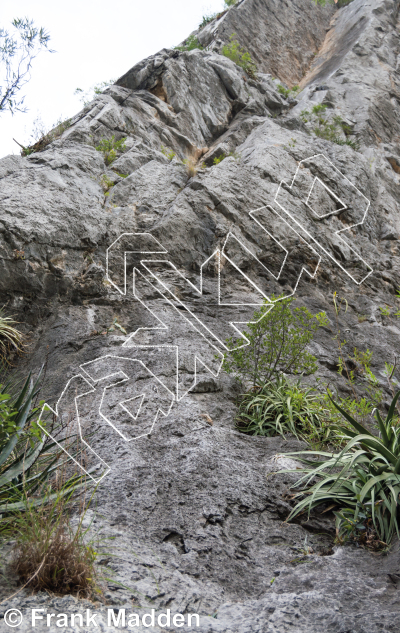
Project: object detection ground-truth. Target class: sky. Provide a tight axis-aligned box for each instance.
[0,0,225,158]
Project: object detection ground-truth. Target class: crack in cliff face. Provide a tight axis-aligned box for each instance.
[149,76,169,103]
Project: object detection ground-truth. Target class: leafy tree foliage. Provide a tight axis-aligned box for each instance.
[0,18,52,115]
[223,296,328,388]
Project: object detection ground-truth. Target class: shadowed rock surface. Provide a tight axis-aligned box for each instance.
[1,0,400,631]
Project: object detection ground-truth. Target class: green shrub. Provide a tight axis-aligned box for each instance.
[330,293,383,422]
[223,296,328,388]
[301,105,359,150]
[95,135,127,165]
[224,0,238,6]
[213,151,240,165]
[222,33,257,80]
[312,104,327,115]
[213,154,225,165]
[175,35,203,52]
[161,145,176,161]
[283,389,400,548]
[277,84,299,99]
[236,376,335,446]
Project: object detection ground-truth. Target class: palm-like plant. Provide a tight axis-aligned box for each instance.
[283,391,400,546]
[0,371,84,516]
[236,376,333,446]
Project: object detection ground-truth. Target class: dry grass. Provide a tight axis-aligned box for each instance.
[10,488,100,598]
[183,154,198,178]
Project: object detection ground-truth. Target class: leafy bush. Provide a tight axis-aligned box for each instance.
[175,35,203,52]
[222,34,257,80]
[0,309,24,362]
[95,135,127,166]
[236,376,335,446]
[223,296,328,388]
[284,390,400,548]
[224,0,238,6]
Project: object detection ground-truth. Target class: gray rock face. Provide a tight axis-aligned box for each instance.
[1,1,400,631]
[195,0,336,86]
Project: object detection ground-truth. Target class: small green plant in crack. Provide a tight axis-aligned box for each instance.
[302,105,359,150]
[213,151,240,166]
[379,306,391,317]
[300,109,310,123]
[376,305,400,321]
[107,317,127,335]
[161,145,176,161]
[174,35,203,52]
[100,174,115,196]
[277,84,299,99]
[228,150,241,160]
[213,154,225,165]
[222,33,257,80]
[95,135,126,166]
[312,104,327,115]
[199,13,217,29]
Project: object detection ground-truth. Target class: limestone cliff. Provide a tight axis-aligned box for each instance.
[1,1,400,631]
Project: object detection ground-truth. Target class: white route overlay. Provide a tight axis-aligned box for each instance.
[37,154,373,482]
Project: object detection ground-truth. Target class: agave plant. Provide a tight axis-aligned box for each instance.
[0,308,24,361]
[283,390,400,546]
[236,376,333,445]
[0,370,85,516]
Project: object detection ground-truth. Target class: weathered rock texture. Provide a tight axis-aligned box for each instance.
[1,0,400,631]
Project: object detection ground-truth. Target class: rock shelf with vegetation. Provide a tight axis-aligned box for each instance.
[1,0,400,631]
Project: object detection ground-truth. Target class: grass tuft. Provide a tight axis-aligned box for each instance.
[10,489,100,598]
[0,309,24,362]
